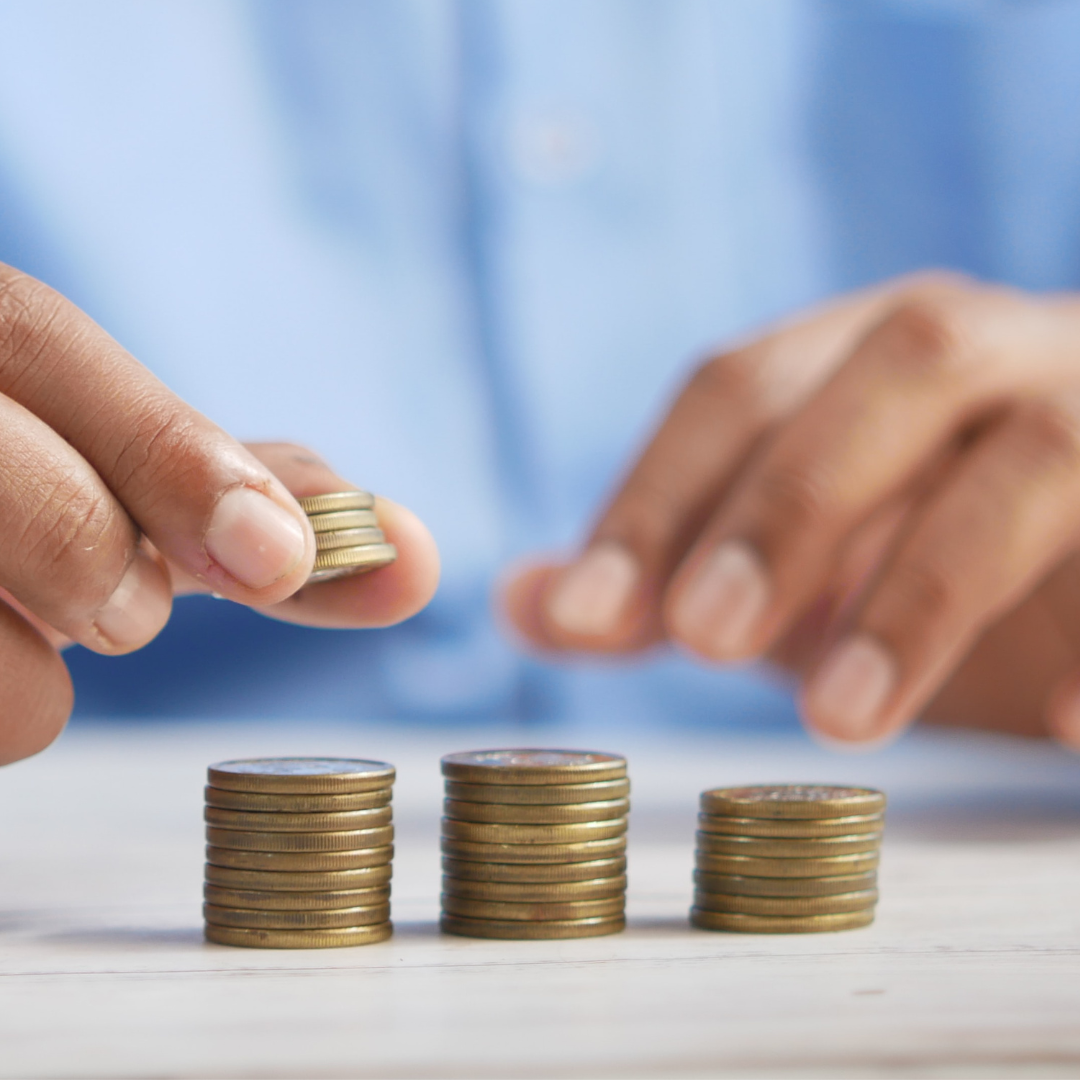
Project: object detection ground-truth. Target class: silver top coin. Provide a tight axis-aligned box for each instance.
[440,749,626,785]
[208,757,395,794]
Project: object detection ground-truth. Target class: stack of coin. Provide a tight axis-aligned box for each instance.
[440,750,629,940]
[691,784,885,934]
[297,490,397,583]
[203,757,395,948]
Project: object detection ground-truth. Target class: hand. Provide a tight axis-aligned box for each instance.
[0,265,439,765]
[504,273,1080,748]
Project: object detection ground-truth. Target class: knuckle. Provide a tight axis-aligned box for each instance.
[882,560,958,627]
[0,271,64,366]
[21,482,129,612]
[753,463,837,534]
[873,297,977,381]
[108,400,202,495]
[1010,400,1080,474]
[686,350,766,408]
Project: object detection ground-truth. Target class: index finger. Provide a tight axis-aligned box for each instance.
[0,267,315,606]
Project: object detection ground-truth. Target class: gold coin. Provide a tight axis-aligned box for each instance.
[441,818,626,844]
[315,526,385,551]
[690,907,875,934]
[692,870,876,897]
[311,543,397,574]
[306,508,379,532]
[694,831,882,858]
[205,922,392,949]
[441,856,626,883]
[206,845,393,872]
[443,798,629,825]
[441,894,624,921]
[445,778,630,805]
[204,806,392,832]
[440,914,625,940]
[696,812,883,838]
[700,785,885,820]
[440,749,626,786]
[440,835,627,864]
[441,875,627,902]
[204,786,392,813]
[692,888,877,915]
[204,902,390,930]
[207,758,395,795]
[205,884,391,910]
[297,490,375,515]
[695,850,879,877]
[206,825,393,852]
[204,863,392,891]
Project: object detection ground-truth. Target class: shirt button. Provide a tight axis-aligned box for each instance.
[508,111,599,186]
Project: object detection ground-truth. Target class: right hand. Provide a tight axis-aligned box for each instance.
[0,265,439,766]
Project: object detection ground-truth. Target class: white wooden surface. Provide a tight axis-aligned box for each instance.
[2,717,1080,1078]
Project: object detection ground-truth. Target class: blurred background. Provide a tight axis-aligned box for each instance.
[2,0,1079,726]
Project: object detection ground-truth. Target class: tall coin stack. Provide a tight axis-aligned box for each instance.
[440,750,629,940]
[297,490,397,583]
[204,758,396,948]
[691,784,885,934]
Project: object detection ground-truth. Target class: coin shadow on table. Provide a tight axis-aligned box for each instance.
[38,925,205,949]
[386,918,441,941]
[886,792,1080,844]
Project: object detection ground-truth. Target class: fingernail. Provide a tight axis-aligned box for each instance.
[205,486,307,589]
[547,542,640,636]
[671,540,769,656]
[93,549,171,649]
[805,633,896,741]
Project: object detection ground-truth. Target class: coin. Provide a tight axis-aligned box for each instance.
[696,813,884,838]
[204,787,392,813]
[444,778,631,805]
[694,831,882,858]
[306,508,379,532]
[440,914,625,940]
[204,902,390,930]
[692,870,876,897]
[440,894,624,921]
[205,923,392,949]
[440,836,627,864]
[692,888,878,915]
[206,845,394,872]
[204,864,393,891]
[441,875,627,902]
[314,526,385,551]
[204,806,392,832]
[700,785,885,820]
[310,543,397,576]
[694,850,879,877]
[441,856,627,883]
[443,798,630,825]
[440,749,627,786]
[206,825,394,852]
[207,758,395,795]
[297,491,376,515]
[204,884,391,910]
[690,907,875,933]
[441,818,626,845]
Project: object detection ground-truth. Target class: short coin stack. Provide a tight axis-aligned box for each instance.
[204,758,396,948]
[440,750,629,940]
[691,784,885,934]
[297,490,397,583]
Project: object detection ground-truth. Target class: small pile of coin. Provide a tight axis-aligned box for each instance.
[691,784,885,934]
[204,758,396,948]
[297,490,397,583]
[439,750,629,940]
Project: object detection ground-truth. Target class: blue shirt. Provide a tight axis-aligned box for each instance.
[2,0,1079,724]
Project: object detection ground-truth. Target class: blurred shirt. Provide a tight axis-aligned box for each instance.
[1,0,1079,725]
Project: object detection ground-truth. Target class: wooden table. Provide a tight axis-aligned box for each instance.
[2,717,1080,1078]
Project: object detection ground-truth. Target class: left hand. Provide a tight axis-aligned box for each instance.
[503,273,1080,748]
